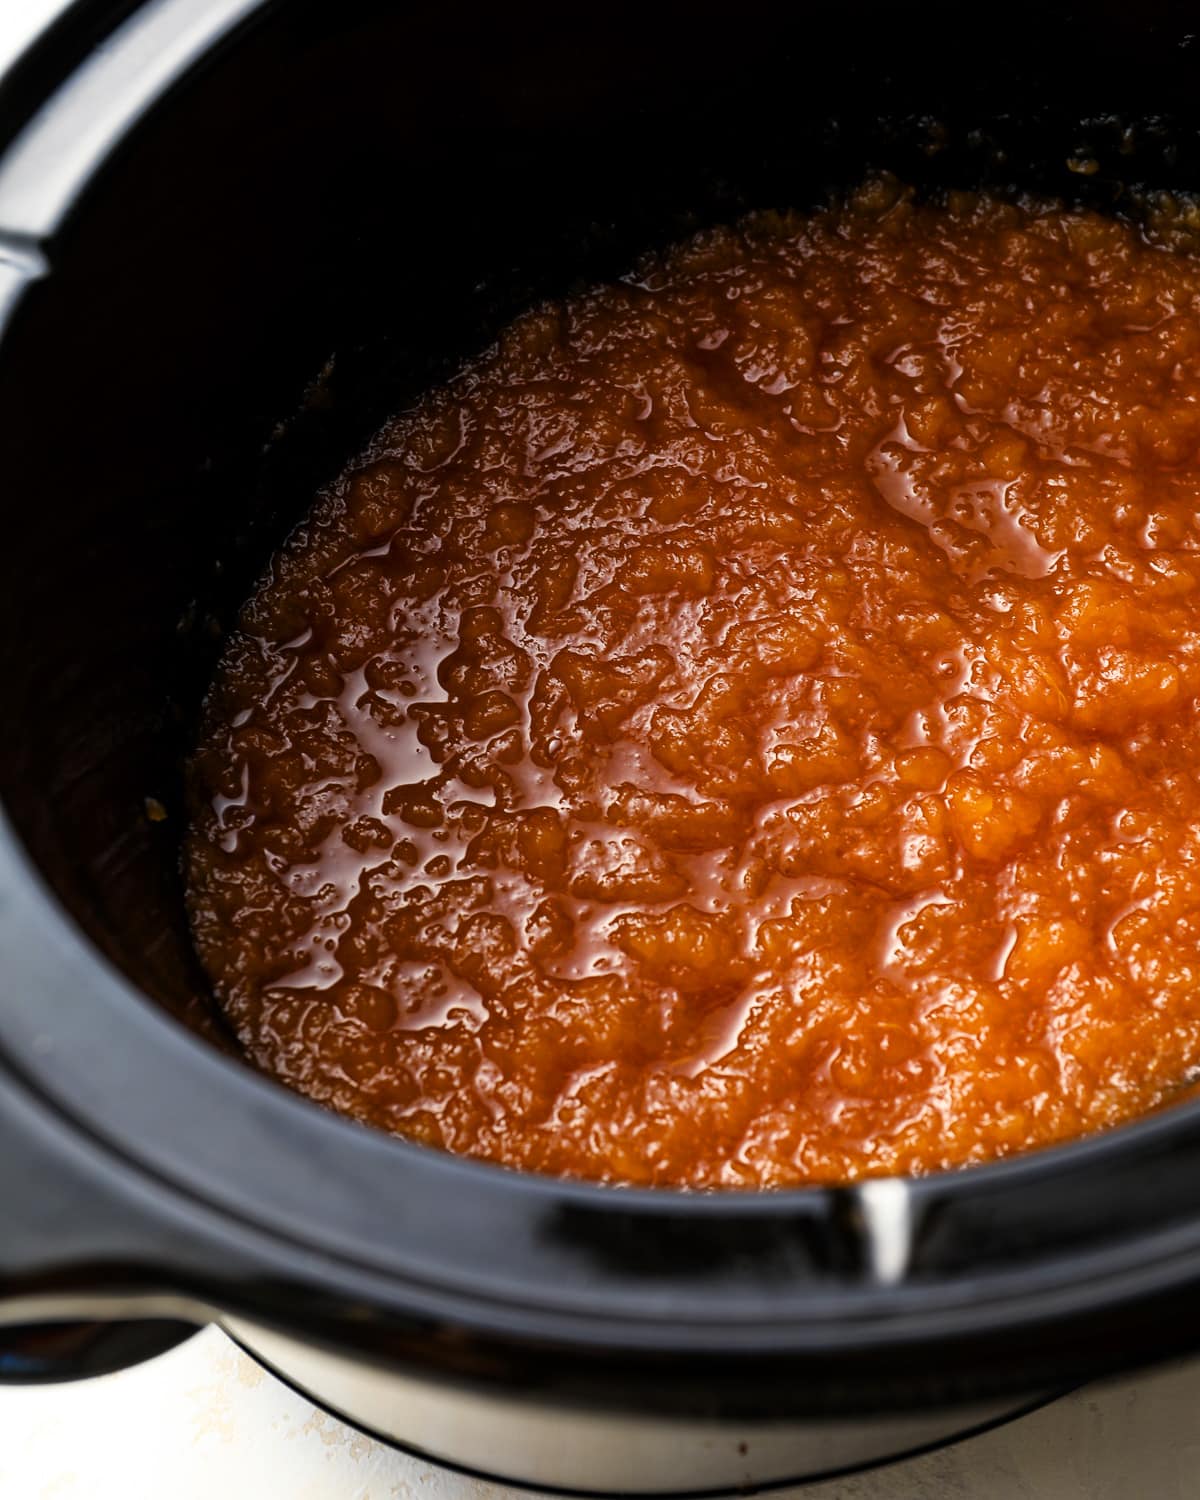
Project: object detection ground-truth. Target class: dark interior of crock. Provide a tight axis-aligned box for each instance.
[1,0,1198,1064]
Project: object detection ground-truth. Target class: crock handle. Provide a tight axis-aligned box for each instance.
[0,1320,197,1383]
[0,1056,204,1383]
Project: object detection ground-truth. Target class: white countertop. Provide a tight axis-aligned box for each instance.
[1,1326,1198,1499]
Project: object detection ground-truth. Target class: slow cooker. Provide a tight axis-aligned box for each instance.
[5,1,1200,1491]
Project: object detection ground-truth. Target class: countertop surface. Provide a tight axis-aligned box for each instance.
[1,1325,1199,1499]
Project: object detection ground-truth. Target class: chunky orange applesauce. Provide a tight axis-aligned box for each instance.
[186,181,1200,1187]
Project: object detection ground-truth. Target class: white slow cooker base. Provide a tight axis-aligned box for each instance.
[9,1325,1200,1497]
[223,1318,1042,1494]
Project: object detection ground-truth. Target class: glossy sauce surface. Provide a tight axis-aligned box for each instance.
[187,183,1200,1187]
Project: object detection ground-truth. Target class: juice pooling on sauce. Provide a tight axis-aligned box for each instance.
[187,181,1200,1188]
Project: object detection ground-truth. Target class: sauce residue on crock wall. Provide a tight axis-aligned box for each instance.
[186,178,1200,1187]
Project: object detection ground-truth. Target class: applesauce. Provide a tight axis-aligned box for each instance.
[186,180,1200,1187]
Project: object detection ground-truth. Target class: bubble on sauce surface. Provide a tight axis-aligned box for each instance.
[187,182,1200,1188]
